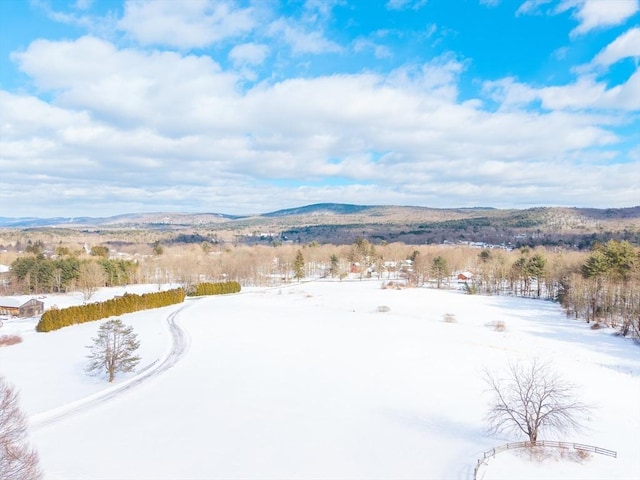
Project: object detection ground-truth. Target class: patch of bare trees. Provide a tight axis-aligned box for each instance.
[562,240,639,336]
[0,377,42,480]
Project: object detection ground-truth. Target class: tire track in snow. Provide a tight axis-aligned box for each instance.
[29,300,194,430]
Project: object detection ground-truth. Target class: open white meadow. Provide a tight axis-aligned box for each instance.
[1,280,638,479]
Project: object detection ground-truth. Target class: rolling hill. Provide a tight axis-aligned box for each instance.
[1,204,639,248]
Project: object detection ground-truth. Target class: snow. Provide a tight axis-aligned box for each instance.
[0,280,638,479]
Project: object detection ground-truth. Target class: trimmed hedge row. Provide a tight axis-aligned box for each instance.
[36,288,186,332]
[190,281,242,297]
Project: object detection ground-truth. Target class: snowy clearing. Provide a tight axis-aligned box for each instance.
[0,280,638,479]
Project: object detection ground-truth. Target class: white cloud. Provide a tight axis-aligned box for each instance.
[3,36,638,216]
[385,0,428,11]
[516,0,553,16]
[229,43,269,66]
[590,27,640,68]
[601,69,640,109]
[518,0,639,36]
[117,0,256,48]
[31,0,108,31]
[484,70,640,111]
[353,38,393,59]
[12,36,239,133]
[558,0,639,37]
[74,0,93,10]
[385,55,467,101]
[303,0,344,21]
[267,17,342,55]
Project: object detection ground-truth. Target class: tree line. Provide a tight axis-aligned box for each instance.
[4,235,639,338]
[304,237,639,338]
[430,240,638,338]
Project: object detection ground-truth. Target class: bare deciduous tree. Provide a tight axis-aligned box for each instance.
[86,319,141,383]
[0,377,43,480]
[78,261,106,301]
[484,359,590,443]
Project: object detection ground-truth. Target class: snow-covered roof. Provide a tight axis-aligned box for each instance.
[0,296,39,308]
[0,297,24,308]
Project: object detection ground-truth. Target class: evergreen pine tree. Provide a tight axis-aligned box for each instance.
[86,319,141,382]
[293,250,305,282]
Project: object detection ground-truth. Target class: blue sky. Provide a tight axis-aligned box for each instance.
[0,0,638,217]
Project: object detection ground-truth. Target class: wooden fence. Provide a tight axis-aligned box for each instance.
[473,440,617,479]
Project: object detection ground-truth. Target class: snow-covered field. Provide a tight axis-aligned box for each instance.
[1,280,638,479]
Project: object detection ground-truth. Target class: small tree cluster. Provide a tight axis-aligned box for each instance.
[562,240,639,335]
[348,237,378,279]
[189,281,241,296]
[36,288,186,332]
[99,258,138,286]
[89,245,109,258]
[431,256,449,288]
[11,254,80,294]
[10,255,138,295]
[510,251,547,297]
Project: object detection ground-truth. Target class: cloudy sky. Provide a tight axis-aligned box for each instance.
[1,0,638,217]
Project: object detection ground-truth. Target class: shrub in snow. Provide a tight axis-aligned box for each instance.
[485,320,506,332]
[0,335,23,347]
[381,281,405,290]
[377,305,391,313]
[575,448,591,461]
[463,282,478,295]
[442,313,457,323]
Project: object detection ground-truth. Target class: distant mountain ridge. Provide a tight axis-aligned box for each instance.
[2,204,639,248]
[0,212,242,228]
[1,203,639,229]
[261,203,375,217]
[0,203,383,227]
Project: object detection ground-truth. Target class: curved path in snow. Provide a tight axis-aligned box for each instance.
[29,299,194,430]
